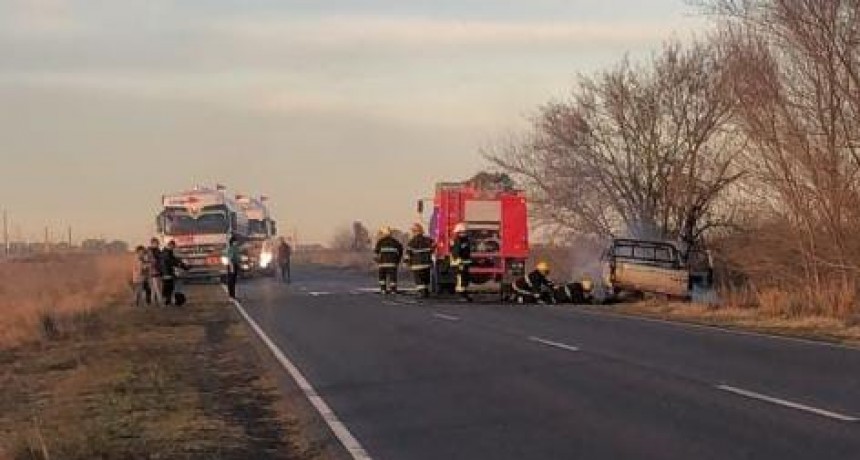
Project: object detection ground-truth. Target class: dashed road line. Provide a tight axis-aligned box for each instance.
[716,384,859,423]
[528,336,581,352]
[226,290,373,459]
[432,313,461,322]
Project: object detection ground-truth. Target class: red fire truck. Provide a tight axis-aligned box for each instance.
[418,181,530,296]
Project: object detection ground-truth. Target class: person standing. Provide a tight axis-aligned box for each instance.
[131,245,151,306]
[276,238,292,283]
[147,237,164,306]
[225,235,242,299]
[161,240,189,306]
[405,223,434,297]
[374,226,403,294]
[450,223,473,302]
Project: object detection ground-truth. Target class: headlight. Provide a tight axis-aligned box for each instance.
[221,256,229,266]
[259,251,273,268]
[240,255,250,262]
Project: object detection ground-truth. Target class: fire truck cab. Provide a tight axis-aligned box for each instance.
[419,181,530,296]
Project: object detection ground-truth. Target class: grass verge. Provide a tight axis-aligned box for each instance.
[610,300,860,347]
[0,284,329,460]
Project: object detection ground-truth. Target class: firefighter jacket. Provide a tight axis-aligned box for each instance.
[406,235,434,270]
[450,234,472,266]
[514,270,555,294]
[375,236,404,268]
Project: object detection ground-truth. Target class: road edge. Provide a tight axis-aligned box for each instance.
[227,294,373,460]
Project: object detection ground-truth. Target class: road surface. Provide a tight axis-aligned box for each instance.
[234,266,860,460]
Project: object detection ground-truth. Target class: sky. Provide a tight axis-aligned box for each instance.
[0,0,709,245]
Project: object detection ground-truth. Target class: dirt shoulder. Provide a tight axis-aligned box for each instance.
[603,300,860,347]
[0,284,336,460]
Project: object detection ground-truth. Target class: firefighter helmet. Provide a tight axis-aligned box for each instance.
[379,226,392,237]
[453,223,468,234]
[536,261,550,275]
[411,223,424,235]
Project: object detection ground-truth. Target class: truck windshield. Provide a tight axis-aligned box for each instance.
[163,210,228,236]
[248,219,267,237]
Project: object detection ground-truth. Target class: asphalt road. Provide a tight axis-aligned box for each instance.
[236,266,860,460]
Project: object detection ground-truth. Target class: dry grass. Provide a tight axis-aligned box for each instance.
[618,297,860,346]
[0,254,132,348]
[0,285,327,460]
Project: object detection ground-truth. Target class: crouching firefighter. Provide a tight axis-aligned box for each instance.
[450,223,473,302]
[513,262,556,304]
[405,223,434,297]
[374,226,404,294]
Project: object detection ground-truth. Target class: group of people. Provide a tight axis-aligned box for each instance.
[130,235,293,305]
[373,222,476,302]
[373,222,582,304]
[131,237,190,307]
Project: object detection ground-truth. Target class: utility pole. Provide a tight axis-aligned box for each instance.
[2,209,8,256]
[44,226,50,253]
[67,225,73,248]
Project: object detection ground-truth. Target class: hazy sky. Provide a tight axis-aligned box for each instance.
[0,0,708,244]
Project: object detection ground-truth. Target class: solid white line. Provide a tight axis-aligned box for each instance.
[308,291,332,296]
[433,313,461,322]
[716,384,859,423]
[528,336,581,352]
[227,293,373,459]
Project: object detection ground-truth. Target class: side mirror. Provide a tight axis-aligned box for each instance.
[417,200,424,214]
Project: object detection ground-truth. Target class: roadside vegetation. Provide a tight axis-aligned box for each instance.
[489,0,860,325]
[0,254,131,348]
[0,257,329,459]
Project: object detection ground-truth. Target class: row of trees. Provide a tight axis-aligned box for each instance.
[490,0,860,316]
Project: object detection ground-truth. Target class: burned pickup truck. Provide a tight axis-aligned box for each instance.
[601,238,712,301]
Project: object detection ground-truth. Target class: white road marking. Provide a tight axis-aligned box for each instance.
[226,291,373,459]
[528,336,581,352]
[716,384,859,423]
[355,288,382,293]
[432,313,461,322]
[308,291,332,297]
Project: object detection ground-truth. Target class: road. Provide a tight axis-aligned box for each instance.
[235,266,860,460]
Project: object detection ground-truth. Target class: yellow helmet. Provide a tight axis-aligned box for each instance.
[453,223,468,234]
[411,223,424,235]
[379,226,392,237]
[536,261,550,275]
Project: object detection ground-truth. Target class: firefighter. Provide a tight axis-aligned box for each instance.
[450,223,473,302]
[513,261,556,304]
[405,223,434,297]
[374,226,403,294]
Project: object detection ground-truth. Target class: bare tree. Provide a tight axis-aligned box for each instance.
[330,225,356,251]
[351,221,371,251]
[709,0,860,313]
[488,40,742,248]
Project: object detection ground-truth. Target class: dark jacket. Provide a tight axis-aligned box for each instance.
[277,242,292,264]
[515,270,554,294]
[148,247,163,277]
[374,236,404,268]
[406,235,434,270]
[161,248,189,279]
[450,234,472,264]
